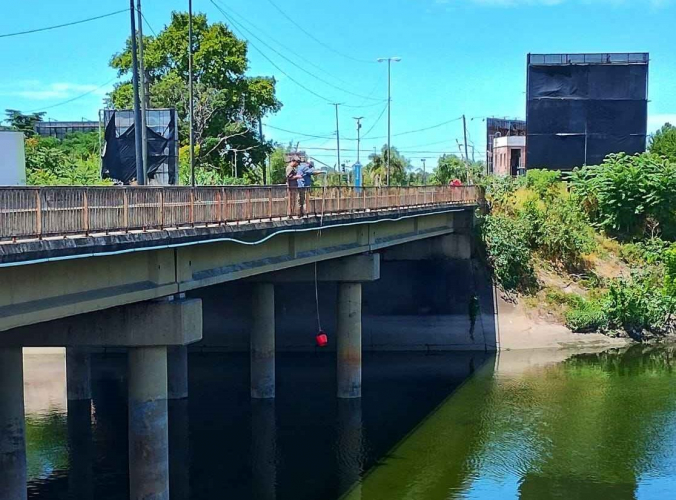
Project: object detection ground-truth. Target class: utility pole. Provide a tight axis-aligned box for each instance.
[421,158,426,185]
[136,0,148,184]
[188,0,195,186]
[129,0,144,185]
[258,118,266,184]
[377,57,401,186]
[353,116,363,163]
[332,103,341,185]
[462,114,469,163]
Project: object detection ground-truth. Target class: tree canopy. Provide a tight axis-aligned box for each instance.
[432,154,484,185]
[365,145,410,186]
[108,11,281,184]
[3,109,45,137]
[649,123,676,162]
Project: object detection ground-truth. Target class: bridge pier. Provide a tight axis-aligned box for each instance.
[0,298,202,500]
[251,283,276,399]
[337,283,362,399]
[168,346,189,400]
[128,346,169,500]
[0,347,26,500]
[66,347,91,401]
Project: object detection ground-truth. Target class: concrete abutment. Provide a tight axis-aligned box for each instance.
[0,347,26,500]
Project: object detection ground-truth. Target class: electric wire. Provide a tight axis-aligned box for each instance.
[26,77,117,113]
[0,9,127,39]
[263,0,375,64]
[140,12,158,37]
[212,0,359,90]
[360,103,388,139]
[211,1,383,103]
[263,123,335,139]
[209,0,337,103]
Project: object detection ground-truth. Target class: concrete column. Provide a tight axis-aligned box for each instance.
[128,346,169,500]
[67,399,93,500]
[167,346,188,400]
[0,347,26,500]
[251,284,275,399]
[337,283,362,399]
[66,347,91,401]
[337,399,364,496]
[251,399,277,500]
[168,399,190,500]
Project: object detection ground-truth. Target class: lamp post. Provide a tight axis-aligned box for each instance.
[377,57,401,186]
[421,158,426,185]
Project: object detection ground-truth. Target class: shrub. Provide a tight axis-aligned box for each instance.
[480,213,536,293]
[525,169,561,201]
[569,153,676,238]
[604,272,674,333]
[565,300,607,332]
[521,195,596,267]
[665,246,676,298]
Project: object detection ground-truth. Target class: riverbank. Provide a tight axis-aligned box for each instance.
[496,292,631,351]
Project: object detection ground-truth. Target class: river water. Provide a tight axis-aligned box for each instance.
[22,345,676,499]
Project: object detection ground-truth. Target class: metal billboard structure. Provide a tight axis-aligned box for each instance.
[101,109,179,185]
[526,52,649,170]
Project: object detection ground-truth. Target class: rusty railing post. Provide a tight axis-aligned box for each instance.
[123,189,129,232]
[247,188,253,221]
[159,188,165,229]
[82,189,89,235]
[35,189,42,239]
[268,187,273,220]
[190,188,195,226]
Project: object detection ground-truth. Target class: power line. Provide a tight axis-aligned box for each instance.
[361,104,388,139]
[0,9,127,39]
[263,123,335,139]
[210,1,336,104]
[140,11,158,37]
[211,1,383,103]
[263,0,375,64]
[26,77,117,113]
[212,0,358,90]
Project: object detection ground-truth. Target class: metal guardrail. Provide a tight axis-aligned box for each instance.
[0,185,483,242]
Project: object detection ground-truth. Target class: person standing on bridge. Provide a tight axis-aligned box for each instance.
[286,156,302,216]
[296,160,323,217]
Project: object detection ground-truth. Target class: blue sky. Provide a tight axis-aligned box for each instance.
[1,0,675,169]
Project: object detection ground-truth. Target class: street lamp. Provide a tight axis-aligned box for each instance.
[377,57,401,186]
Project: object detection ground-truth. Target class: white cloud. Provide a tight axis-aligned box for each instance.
[0,81,108,101]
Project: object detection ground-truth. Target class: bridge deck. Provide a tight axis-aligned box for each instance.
[0,185,482,244]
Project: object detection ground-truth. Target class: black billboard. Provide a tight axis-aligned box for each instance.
[101,109,178,185]
[526,53,648,171]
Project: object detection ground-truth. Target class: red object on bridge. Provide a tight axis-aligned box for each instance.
[316,330,328,347]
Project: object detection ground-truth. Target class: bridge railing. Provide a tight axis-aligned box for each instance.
[0,185,482,241]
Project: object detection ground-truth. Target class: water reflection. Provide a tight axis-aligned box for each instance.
[348,344,676,500]
[24,351,486,499]
[25,346,676,500]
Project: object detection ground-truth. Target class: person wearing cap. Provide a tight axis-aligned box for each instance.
[285,157,302,216]
[296,160,324,216]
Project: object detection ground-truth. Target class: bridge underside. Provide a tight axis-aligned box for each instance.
[0,207,473,333]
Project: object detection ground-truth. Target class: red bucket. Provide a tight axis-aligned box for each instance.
[315,330,328,348]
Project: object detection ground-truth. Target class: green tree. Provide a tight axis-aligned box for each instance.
[3,109,45,137]
[431,154,483,185]
[649,123,676,161]
[108,11,281,184]
[365,145,409,186]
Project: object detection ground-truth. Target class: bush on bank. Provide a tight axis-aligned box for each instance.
[479,154,676,338]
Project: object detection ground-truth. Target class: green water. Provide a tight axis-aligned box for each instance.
[344,345,676,500]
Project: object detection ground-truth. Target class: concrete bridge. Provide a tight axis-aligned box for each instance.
[0,184,487,500]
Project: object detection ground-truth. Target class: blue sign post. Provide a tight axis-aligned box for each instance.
[353,162,363,191]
